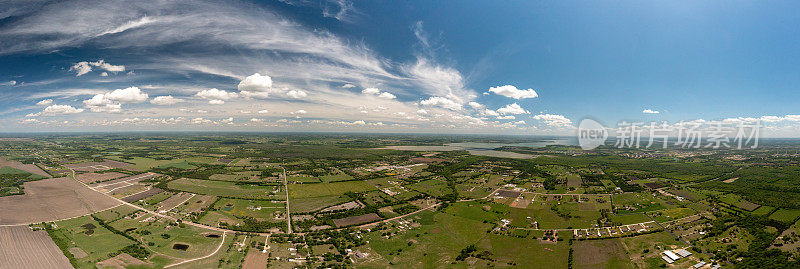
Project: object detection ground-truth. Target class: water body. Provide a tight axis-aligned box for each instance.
[385,137,578,159]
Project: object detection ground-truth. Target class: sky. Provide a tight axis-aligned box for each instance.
[1,0,799,136]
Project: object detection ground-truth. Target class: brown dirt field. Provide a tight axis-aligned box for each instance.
[572,239,634,269]
[96,253,149,268]
[0,226,72,269]
[567,177,583,188]
[0,177,121,225]
[121,187,164,203]
[510,198,530,208]
[183,195,216,214]
[75,172,127,184]
[242,251,269,269]
[319,201,363,212]
[156,192,195,213]
[740,200,760,211]
[90,172,159,190]
[333,213,381,227]
[496,190,521,199]
[0,157,51,178]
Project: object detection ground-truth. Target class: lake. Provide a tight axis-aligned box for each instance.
[384,138,577,159]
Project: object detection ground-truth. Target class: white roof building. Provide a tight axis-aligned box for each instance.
[663,250,680,261]
[676,249,692,258]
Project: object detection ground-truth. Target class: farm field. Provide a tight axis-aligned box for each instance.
[168,178,282,199]
[287,180,374,198]
[0,177,120,225]
[0,226,72,269]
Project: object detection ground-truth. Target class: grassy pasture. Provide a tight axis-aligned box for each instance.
[168,178,280,199]
[287,180,373,198]
[769,209,800,223]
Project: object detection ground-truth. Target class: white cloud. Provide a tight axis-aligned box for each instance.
[196,88,237,104]
[35,105,85,116]
[496,103,529,115]
[83,86,147,112]
[403,58,469,102]
[377,92,396,99]
[150,95,183,105]
[104,86,148,103]
[70,60,125,76]
[488,85,538,99]
[362,88,381,95]
[250,118,263,122]
[484,109,500,117]
[89,60,125,72]
[420,96,462,111]
[468,102,484,109]
[513,120,526,125]
[70,61,92,76]
[100,72,108,77]
[642,109,660,114]
[36,99,53,106]
[286,90,308,99]
[238,73,273,92]
[342,84,356,88]
[352,120,366,125]
[497,115,515,120]
[291,109,307,115]
[258,109,269,114]
[532,114,573,127]
[416,109,428,115]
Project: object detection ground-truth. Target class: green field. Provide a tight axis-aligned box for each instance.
[769,209,800,223]
[168,178,281,199]
[287,180,374,198]
[49,216,135,268]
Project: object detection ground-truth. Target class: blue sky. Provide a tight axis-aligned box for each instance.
[1,0,798,136]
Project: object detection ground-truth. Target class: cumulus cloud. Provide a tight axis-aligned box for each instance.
[378,92,396,99]
[497,115,515,120]
[150,95,183,105]
[104,86,148,103]
[33,105,85,116]
[83,86,148,112]
[487,85,538,99]
[196,88,237,104]
[496,103,529,115]
[291,109,307,115]
[642,109,660,114]
[416,109,428,115]
[286,90,308,99]
[532,114,573,127]
[468,102,484,109]
[258,109,269,114]
[36,99,53,106]
[484,109,500,117]
[361,87,396,99]
[342,83,356,88]
[237,73,307,99]
[362,88,380,95]
[420,96,462,111]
